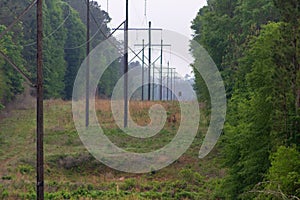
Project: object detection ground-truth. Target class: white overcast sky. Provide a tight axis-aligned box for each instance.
[94,0,207,77]
[95,0,207,38]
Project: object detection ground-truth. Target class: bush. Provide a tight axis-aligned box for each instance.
[259,146,300,199]
[121,178,137,191]
[1,189,9,198]
[179,168,205,186]
[18,164,34,175]
[2,175,12,180]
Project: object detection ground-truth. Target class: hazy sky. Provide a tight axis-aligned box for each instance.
[95,0,207,38]
[94,0,207,77]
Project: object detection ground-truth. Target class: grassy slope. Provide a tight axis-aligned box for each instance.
[0,100,224,199]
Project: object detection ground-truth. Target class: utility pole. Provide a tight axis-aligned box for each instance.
[141,39,145,101]
[148,21,151,101]
[152,63,155,100]
[170,68,173,101]
[124,0,129,128]
[0,0,37,40]
[36,0,44,199]
[85,0,90,127]
[110,6,160,125]
[154,69,169,101]
[134,42,171,101]
[170,68,175,101]
[0,1,39,197]
[160,40,163,101]
[166,62,169,101]
[173,71,176,101]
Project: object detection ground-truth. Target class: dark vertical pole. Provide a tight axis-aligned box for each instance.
[170,68,173,101]
[166,62,169,101]
[173,71,176,101]
[124,0,129,128]
[85,0,90,127]
[160,40,163,101]
[152,64,155,100]
[148,21,151,101]
[141,39,145,101]
[36,0,44,199]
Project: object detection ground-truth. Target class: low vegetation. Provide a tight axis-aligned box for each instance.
[0,99,223,199]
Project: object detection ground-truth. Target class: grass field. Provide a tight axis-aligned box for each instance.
[0,99,224,199]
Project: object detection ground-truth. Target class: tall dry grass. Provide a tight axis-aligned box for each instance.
[95,100,181,128]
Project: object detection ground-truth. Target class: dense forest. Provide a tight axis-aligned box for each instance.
[191,0,300,199]
[0,0,121,109]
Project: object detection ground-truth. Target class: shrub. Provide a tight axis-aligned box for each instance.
[18,164,34,175]
[179,168,205,186]
[1,189,9,198]
[2,175,12,180]
[121,178,137,191]
[258,146,300,199]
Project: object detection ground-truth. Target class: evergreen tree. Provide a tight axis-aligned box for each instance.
[0,25,26,106]
[62,2,86,100]
[222,23,282,199]
[191,0,299,198]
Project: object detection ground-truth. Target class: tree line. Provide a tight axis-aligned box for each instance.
[0,0,121,109]
[191,0,300,199]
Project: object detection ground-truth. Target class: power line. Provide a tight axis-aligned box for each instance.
[86,0,158,67]
[142,0,148,26]
[144,0,147,17]
[84,0,121,52]
[64,21,105,50]
[0,0,37,40]
[85,0,130,127]
[23,6,71,47]
[0,51,33,86]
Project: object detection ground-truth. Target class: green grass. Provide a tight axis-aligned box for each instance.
[0,100,224,199]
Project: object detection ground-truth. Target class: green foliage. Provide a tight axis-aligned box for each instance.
[0,25,25,104]
[64,0,111,47]
[191,0,279,99]
[64,0,121,98]
[1,189,9,198]
[18,164,34,175]
[62,3,86,99]
[42,0,67,98]
[0,0,119,103]
[121,178,137,191]
[2,175,12,180]
[98,60,121,98]
[179,168,205,186]
[221,21,300,199]
[191,0,300,199]
[0,99,221,199]
[258,146,300,199]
